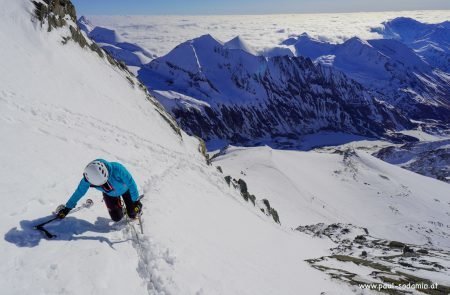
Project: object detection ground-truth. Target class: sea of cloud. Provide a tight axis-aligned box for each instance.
[87,10,450,58]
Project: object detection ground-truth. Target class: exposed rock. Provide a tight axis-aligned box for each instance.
[261,199,280,224]
[389,241,406,248]
[302,223,450,294]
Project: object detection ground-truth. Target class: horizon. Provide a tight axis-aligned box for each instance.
[83,10,450,58]
[71,0,450,16]
[80,9,450,17]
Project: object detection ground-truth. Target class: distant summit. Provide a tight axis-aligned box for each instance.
[77,16,93,33]
[272,23,450,122]
[224,36,257,55]
[77,17,156,69]
[372,17,450,72]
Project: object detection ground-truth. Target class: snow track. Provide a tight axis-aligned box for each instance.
[3,1,448,294]
[1,4,347,290]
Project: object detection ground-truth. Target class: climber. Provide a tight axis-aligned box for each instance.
[57,159,142,221]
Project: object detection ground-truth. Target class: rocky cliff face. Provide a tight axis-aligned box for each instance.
[32,0,76,30]
[139,35,412,147]
[33,0,94,48]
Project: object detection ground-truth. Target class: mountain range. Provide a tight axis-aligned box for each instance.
[80,17,449,150]
[1,2,449,294]
[279,29,450,123]
[139,34,415,148]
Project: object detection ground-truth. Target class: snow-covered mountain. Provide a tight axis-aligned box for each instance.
[77,15,93,33]
[77,17,156,72]
[372,17,450,72]
[224,35,257,55]
[2,1,450,294]
[2,1,363,294]
[281,32,450,122]
[138,34,413,148]
[76,17,449,144]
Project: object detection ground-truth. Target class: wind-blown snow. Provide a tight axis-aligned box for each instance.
[87,11,450,58]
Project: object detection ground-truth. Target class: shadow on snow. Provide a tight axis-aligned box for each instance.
[4,215,129,248]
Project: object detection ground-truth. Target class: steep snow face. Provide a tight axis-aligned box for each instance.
[0,1,358,294]
[214,146,450,248]
[373,17,450,72]
[334,37,391,81]
[283,32,450,122]
[138,34,412,148]
[368,39,430,71]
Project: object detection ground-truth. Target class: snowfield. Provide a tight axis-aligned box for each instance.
[0,1,353,294]
[1,1,449,294]
[214,146,450,248]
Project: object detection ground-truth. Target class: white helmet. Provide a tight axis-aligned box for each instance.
[83,160,109,186]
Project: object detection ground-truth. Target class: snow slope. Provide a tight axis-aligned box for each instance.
[0,1,356,294]
[214,146,450,248]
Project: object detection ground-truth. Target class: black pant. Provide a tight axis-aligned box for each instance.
[103,190,136,222]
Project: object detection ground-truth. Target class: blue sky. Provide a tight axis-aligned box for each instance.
[72,0,450,15]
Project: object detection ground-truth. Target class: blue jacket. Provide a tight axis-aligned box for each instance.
[66,159,139,209]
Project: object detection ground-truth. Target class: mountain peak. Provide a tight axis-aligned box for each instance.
[77,16,94,33]
[343,36,372,48]
[78,15,89,23]
[89,26,124,44]
[224,36,257,55]
[386,17,424,28]
[288,33,335,59]
[192,34,223,47]
[297,32,315,40]
[280,33,319,46]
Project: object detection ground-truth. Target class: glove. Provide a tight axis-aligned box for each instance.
[133,200,142,215]
[57,206,71,219]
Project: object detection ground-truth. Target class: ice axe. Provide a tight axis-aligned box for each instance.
[34,199,94,239]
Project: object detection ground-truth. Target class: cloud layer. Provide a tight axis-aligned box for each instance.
[87,11,450,58]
